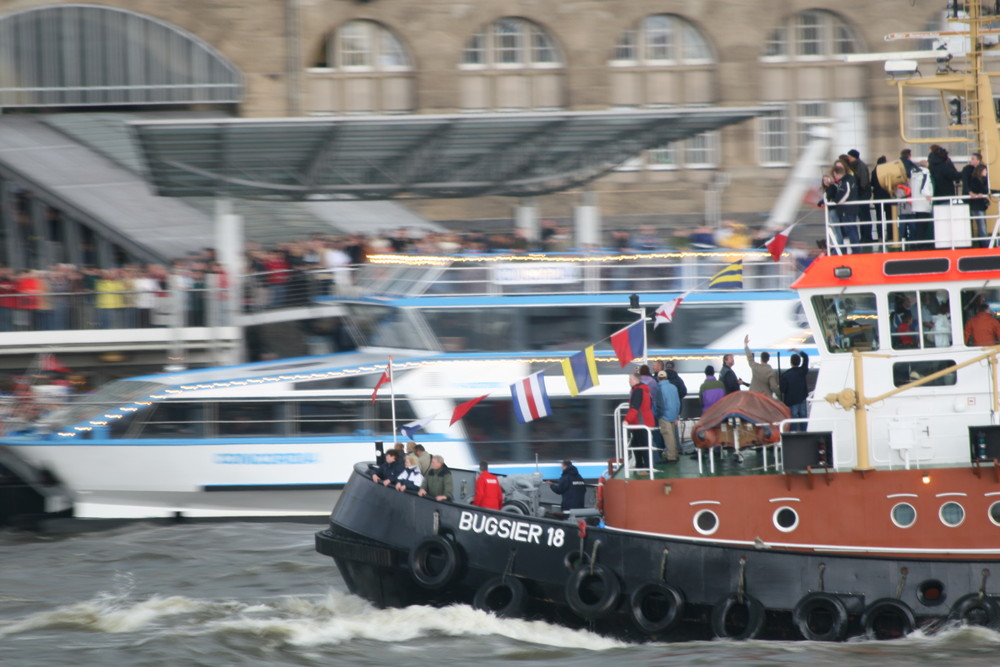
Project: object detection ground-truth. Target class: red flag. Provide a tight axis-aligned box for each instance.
[370,364,391,404]
[40,353,70,374]
[610,321,644,367]
[653,297,685,329]
[764,223,796,262]
[450,394,489,426]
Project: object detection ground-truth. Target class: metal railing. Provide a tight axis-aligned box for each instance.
[824,194,1000,255]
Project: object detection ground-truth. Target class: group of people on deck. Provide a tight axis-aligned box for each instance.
[698,335,811,433]
[820,145,993,252]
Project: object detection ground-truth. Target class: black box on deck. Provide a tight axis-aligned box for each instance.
[968,426,1000,462]
[782,431,833,471]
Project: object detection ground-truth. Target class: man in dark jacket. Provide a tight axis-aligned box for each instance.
[663,359,687,400]
[372,449,404,486]
[847,149,873,247]
[548,460,586,511]
[928,144,961,197]
[418,455,453,501]
[719,353,743,394]
[779,349,810,432]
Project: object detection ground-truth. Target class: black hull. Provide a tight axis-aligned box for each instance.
[316,466,1000,641]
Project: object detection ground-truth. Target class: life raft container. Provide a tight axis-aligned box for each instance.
[792,592,850,642]
[408,535,462,589]
[629,582,685,635]
[710,593,766,640]
[564,563,621,619]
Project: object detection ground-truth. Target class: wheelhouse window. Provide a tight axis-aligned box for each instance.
[889,289,951,350]
[812,293,879,352]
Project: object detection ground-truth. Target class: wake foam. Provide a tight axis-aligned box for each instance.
[0,587,622,651]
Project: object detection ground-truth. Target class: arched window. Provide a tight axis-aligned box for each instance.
[322,20,411,71]
[756,11,867,167]
[307,21,414,114]
[762,10,860,60]
[611,15,713,65]
[458,18,565,111]
[461,18,562,69]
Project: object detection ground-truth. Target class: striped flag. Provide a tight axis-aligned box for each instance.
[562,346,599,396]
[510,372,553,424]
[610,320,644,367]
[708,259,743,289]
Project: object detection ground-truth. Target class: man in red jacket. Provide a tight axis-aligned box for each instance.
[625,371,656,467]
[472,460,504,510]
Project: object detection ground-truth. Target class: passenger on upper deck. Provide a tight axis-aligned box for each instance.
[719,354,743,394]
[964,303,1000,346]
[928,144,961,198]
[827,162,860,252]
[780,349,809,432]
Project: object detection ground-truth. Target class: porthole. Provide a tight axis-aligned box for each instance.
[773,506,799,532]
[693,509,719,535]
[916,579,947,607]
[891,502,916,528]
[940,501,965,527]
[989,501,1000,526]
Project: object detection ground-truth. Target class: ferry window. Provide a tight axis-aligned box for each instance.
[347,304,435,350]
[892,360,957,388]
[811,293,878,353]
[423,308,517,352]
[217,403,284,437]
[889,290,951,350]
[652,305,742,349]
[296,401,367,435]
[961,288,1000,347]
[133,403,206,438]
[527,308,590,350]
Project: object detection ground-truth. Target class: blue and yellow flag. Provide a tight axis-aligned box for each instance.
[708,259,743,289]
[562,346,599,397]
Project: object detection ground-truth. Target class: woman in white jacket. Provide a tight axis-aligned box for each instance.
[395,454,424,492]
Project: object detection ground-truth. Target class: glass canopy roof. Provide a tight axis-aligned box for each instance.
[130,107,761,201]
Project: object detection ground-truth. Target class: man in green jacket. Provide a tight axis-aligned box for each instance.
[419,455,453,501]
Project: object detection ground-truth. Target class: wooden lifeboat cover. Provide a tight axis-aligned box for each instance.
[693,391,790,449]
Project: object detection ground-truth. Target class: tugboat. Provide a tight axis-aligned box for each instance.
[316,2,1000,641]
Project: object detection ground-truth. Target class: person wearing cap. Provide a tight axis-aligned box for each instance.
[656,369,681,462]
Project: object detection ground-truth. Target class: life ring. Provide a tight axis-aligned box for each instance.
[564,564,622,619]
[861,598,915,640]
[473,576,527,618]
[408,535,462,589]
[710,593,766,640]
[629,582,685,635]
[949,593,1000,628]
[792,592,849,642]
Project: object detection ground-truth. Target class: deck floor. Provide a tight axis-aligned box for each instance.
[621,444,781,481]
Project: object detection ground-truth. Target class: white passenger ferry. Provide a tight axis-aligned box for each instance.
[0,249,812,516]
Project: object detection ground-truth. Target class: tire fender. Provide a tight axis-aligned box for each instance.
[710,593,766,640]
[949,593,1000,628]
[861,598,915,640]
[473,576,527,618]
[792,592,849,642]
[564,564,621,620]
[629,582,685,635]
[408,535,462,589]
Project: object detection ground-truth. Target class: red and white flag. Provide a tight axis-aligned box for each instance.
[370,361,392,404]
[653,296,685,329]
[764,223,797,263]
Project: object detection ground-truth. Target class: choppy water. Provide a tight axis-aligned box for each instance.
[4,520,1000,666]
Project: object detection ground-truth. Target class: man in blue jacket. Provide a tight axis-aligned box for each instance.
[656,370,681,462]
[548,460,586,511]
